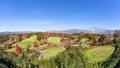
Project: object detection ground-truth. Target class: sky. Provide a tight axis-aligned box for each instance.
[0,0,120,32]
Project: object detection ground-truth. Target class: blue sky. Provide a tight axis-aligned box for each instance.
[0,0,120,32]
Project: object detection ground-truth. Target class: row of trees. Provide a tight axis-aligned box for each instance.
[77,33,113,45]
[36,32,72,40]
[0,34,9,44]
[8,33,32,43]
[35,32,76,46]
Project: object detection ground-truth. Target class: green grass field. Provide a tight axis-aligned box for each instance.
[80,38,89,42]
[11,35,115,63]
[85,45,115,62]
[45,46,65,59]
[18,35,37,48]
[18,36,64,58]
[47,37,61,44]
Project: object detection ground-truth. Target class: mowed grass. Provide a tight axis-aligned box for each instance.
[85,45,115,62]
[47,37,61,44]
[80,38,88,42]
[18,35,37,48]
[45,46,65,59]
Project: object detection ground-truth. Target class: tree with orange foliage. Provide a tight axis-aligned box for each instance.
[15,44,22,55]
[34,40,38,47]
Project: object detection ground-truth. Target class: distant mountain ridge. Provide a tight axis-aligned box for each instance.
[0,28,116,34]
[50,28,115,34]
[63,29,91,34]
[89,27,115,34]
[0,31,34,35]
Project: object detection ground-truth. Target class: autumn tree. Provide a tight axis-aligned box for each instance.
[113,30,120,38]
[36,32,43,40]
[40,39,44,45]
[22,33,29,39]
[34,40,38,47]
[16,44,22,55]
[103,37,112,44]
[101,34,107,40]
[9,36,14,42]
[18,34,23,41]
[43,32,49,39]
[60,38,65,42]
[113,33,119,38]
[77,34,82,42]
[113,32,120,44]
[87,34,95,40]
[14,35,20,42]
[87,34,98,45]
[47,42,53,46]
[64,41,71,50]
[98,34,107,45]
[113,37,120,44]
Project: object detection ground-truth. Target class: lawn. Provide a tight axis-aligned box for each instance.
[23,35,37,41]
[47,37,61,44]
[80,38,89,42]
[45,46,65,59]
[18,35,37,48]
[85,45,115,62]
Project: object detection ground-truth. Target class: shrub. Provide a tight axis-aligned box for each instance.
[0,48,40,68]
[40,39,44,45]
[47,42,53,46]
[33,40,38,47]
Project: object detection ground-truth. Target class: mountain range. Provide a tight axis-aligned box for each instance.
[0,27,117,35]
[50,27,115,34]
[0,31,34,35]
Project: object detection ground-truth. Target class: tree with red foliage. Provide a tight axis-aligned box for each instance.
[15,44,22,55]
[34,40,38,47]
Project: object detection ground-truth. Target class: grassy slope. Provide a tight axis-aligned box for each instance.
[18,36,64,59]
[47,37,61,44]
[18,35,37,48]
[85,45,115,62]
[7,36,37,52]
[45,46,65,59]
